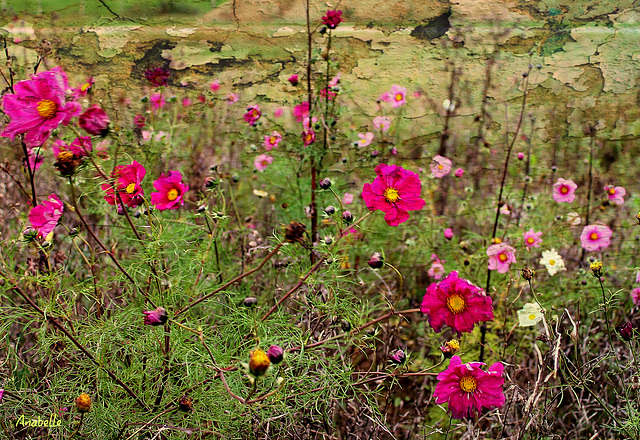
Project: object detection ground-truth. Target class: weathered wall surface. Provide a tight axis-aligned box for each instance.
[2,0,640,149]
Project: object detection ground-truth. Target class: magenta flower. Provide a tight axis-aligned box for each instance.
[29,194,64,238]
[144,66,171,87]
[420,271,494,335]
[210,80,221,92]
[72,77,94,97]
[444,228,454,240]
[254,154,273,172]
[553,178,577,203]
[263,131,282,150]
[321,9,343,29]
[266,345,284,364]
[381,85,407,108]
[143,307,168,326]
[523,228,542,250]
[329,73,341,88]
[79,104,110,136]
[134,114,146,129]
[320,87,337,101]
[293,102,310,122]
[580,224,612,251]
[517,152,525,160]
[632,288,640,306]
[151,171,189,211]
[273,107,284,118]
[53,136,92,158]
[1,67,80,147]
[486,243,516,273]
[434,355,505,419]
[302,130,316,146]
[604,185,626,205]
[287,74,299,86]
[342,193,354,205]
[226,93,239,104]
[428,255,445,280]
[150,93,165,113]
[373,116,391,132]
[244,105,262,126]
[454,168,464,177]
[101,161,146,208]
[361,163,426,227]
[431,155,452,178]
[357,132,374,147]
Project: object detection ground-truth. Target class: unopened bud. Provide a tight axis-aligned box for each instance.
[367,252,384,269]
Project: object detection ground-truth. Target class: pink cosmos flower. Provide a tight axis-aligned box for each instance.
[517,152,525,160]
[244,105,262,126]
[361,163,426,227]
[604,185,626,205]
[182,97,192,107]
[454,168,464,178]
[79,104,110,136]
[133,114,146,129]
[322,10,343,29]
[329,73,341,88]
[373,116,391,132]
[420,271,494,335]
[101,161,146,208]
[523,228,542,250]
[302,116,317,131]
[73,77,94,97]
[254,154,273,172]
[580,224,612,251]
[302,130,316,146]
[150,171,189,211]
[636,271,640,284]
[434,355,505,419]
[226,93,239,104]
[210,80,221,92]
[390,147,398,155]
[342,193,353,205]
[486,243,516,273]
[293,102,310,122]
[320,87,337,101]
[357,132,374,147]
[632,288,640,306]
[263,131,282,150]
[1,67,80,147]
[150,93,165,113]
[431,155,452,178]
[273,107,284,118]
[29,194,64,238]
[428,254,445,280]
[380,85,407,108]
[553,178,577,203]
[287,74,299,86]
[444,228,454,240]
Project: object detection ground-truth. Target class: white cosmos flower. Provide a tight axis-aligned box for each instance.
[517,303,544,327]
[540,249,566,276]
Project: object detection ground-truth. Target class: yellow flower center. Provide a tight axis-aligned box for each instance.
[526,237,535,244]
[394,93,403,102]
[167,188,179,201]
[383,187,400,203]
[446,294,466,314]
[252,110,259,117]
[437,164,443,170]
[548,259,556,266]
[493,237,502,244]
[269,136,277,144]
[560,186,569,194]
[81,82,91,92]
[57,150,74,162]
[37,99,57,119]
[608,188,616,195]
[590,232,599,241]
[125,182,136,194]
[529,314,537,320]
[459,376,477,393]
[498,253,508,262]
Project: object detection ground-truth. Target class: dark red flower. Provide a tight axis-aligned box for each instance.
[79,104,110,136]
[322,10,343,29]
[144,66,171,87]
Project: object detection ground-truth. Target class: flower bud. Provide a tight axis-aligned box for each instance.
[75,393,91,413]
[521,267,535,281]
[325,205,336,215]
[590,261,603,278]
[79,104,110,136]
[142,306,168,326]
[178,395,193,412]
[249,349,271,376]
[22,227,38,242]
[267,345,284,365]
[284,221,306,243]
[243,296,258,308]
[440,340,460,358]
[319,177,332,190]
[324,236,333,245]
[617,322,635,341]
[367,252,384,269]
[342,211,353,223]
[389,349,406,364]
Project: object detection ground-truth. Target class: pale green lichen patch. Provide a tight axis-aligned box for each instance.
[83,25,142,58]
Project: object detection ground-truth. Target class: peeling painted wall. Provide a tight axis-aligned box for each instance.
[3,0,640,149]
